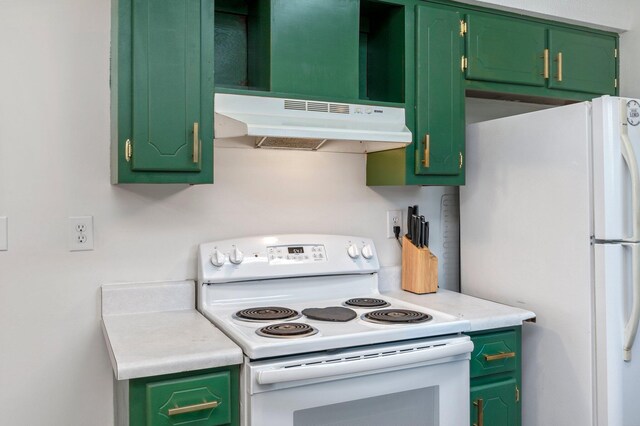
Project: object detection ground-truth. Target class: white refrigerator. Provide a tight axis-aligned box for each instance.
[460,96,640,426]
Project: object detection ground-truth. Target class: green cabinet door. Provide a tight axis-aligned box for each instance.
[129,367,240,426]
[548,28,617,95]
[465,13,546,87]
[132,0,213,172]
[146,372,231,426]
[471,378,519,426]
[415,4,464,177]
[269,0,360,99]
[112,0,214,183]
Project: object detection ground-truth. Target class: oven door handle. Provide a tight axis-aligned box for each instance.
[257,340,474,385]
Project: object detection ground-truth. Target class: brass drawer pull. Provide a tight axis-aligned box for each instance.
[422,134,430,167]
[484,351,516,361]
[473,398,484,426]
[168,400,219,416]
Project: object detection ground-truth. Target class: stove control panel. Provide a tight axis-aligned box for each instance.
[267,244,327,264]
[198,234,379,284]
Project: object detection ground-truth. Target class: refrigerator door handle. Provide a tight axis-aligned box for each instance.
[622,243,640,361]
[620,102,640,242]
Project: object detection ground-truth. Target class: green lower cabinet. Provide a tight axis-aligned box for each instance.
[111,0,214,184]
[468,326,521,426]
[129,366,239,426]
[471,377,519,426]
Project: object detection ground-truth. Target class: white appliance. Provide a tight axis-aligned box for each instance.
[460,96,640,426]
[214,93,412,153]
[197,234,473,426]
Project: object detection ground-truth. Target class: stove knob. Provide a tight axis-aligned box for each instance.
[361,244,374,259]
[229,247,244,265]
[347,244,360,259]
[210,250,226,267]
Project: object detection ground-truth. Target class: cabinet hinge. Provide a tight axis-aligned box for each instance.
[125,139,132,162]
[615,78,618,89]
[516,385,520,402]
[615,48,618,58]
[459,151,464,169]
[461,56,468,72]
[460,20,467,36]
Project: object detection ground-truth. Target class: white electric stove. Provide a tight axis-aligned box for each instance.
[197,234,473,426]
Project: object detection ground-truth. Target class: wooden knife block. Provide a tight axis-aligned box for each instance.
[401,235,438,294]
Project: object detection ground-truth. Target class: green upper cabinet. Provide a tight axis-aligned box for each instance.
[112,0,214,184]
[548,28,617,95]
[415,3,465,179]
[270,0,360,99]
[465,13,546,87]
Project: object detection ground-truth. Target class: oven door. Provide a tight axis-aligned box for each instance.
[242,335,473,426]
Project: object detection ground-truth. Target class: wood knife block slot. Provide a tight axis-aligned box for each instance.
[401,236,438,294]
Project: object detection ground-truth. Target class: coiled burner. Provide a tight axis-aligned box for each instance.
[234,307,300,322]
[344,298,390,308]
[362,309,432,324]
[256,323,319,338]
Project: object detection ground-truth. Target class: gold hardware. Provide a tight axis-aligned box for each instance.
[473,398,484,426]
[168,400,219,416]
[615,78,618,89]
[461,56,468,71]
[460,20,467,36]
[556,52,563,82]
[615,48,618,58]
[516,385,520,402]
[541,49,549,79]
[125,139,132,162]
[422,134,430,167]
[459,152,463,169]
[193,122,200,163]
[484,351,516,361]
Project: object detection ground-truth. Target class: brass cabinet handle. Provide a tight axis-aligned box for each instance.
[422,134,430,167]
[473,398,484,426]
[542,48,549,79]
[459,152,463,169]
[516,385,520,402]
[556,52,563,82]
[193,122,200,163]
[125,139,132,162]
[484,351,516,361]
[168,400,219,416]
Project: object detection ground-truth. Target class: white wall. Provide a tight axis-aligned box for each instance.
[1,0,639,425]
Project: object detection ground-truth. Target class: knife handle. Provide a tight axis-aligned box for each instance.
[407,206,414,239]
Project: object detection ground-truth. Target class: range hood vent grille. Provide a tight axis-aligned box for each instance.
[256,137,326,151]
[284,99,350,115]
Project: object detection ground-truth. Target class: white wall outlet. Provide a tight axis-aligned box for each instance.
[0,216,7,251]
[386,210,403,239]
[68,216,94,251]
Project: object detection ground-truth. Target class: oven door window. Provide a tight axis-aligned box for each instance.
[293,388,436,426]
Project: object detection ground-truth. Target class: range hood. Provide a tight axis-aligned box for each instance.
[214,93,412,153]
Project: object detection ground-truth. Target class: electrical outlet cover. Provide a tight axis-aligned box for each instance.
[386,210,403,238]
[68,216,94,251]
[0,217,7,251]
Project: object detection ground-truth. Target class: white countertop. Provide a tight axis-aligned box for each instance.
[382,289,535,331]
[101,280,243,380]
[379,266,536,331]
